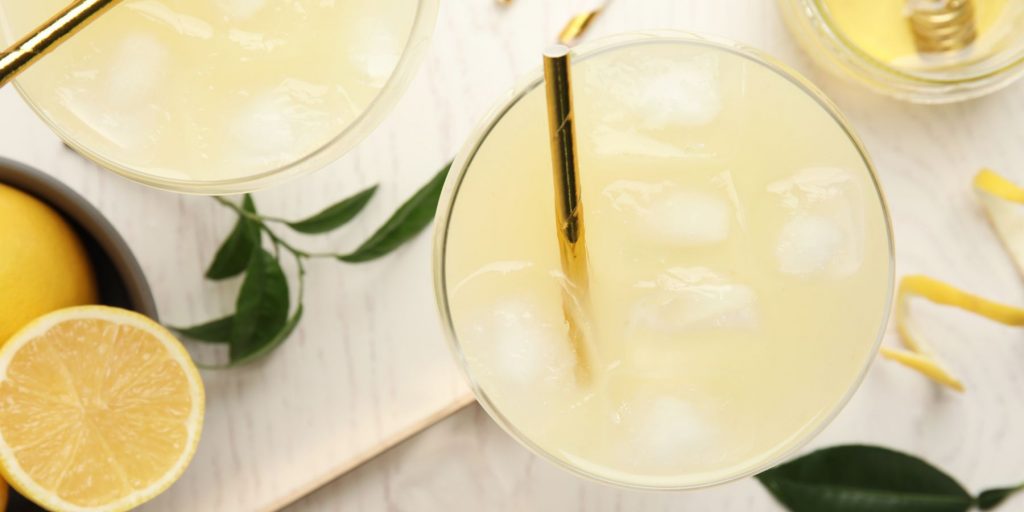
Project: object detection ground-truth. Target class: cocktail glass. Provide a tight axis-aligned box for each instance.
[0,0,439,193]
[434,31,895,489]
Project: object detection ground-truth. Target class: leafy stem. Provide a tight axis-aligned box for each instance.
[175,161,451,366]
[211,196,291,225]
[213,196,315,259]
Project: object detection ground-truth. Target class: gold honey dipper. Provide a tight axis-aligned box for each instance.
[0,0,122,88]
[908,0,978,53]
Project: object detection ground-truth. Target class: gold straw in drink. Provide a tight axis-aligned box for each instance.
[0,0,122,88]
[543,44,593,383]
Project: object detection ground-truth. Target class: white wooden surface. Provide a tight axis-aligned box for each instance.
[287,0,1024,510]
[3,0,1024,510]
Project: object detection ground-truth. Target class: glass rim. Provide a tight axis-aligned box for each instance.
[5,0,440,195]
[432,30,897,490]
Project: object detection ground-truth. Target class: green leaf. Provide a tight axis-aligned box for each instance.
[170,315,234,343]
[978,483,1024,510]
[207,195,261,279]
[229,247,289,362]
[756,445,972,512]
[338,161,451,263]
[286,185,379,234]
[227,304,304,366]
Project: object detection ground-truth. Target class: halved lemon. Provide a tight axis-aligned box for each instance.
[0,306,204,511]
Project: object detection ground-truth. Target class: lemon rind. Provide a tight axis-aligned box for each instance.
[886,169,1024,391]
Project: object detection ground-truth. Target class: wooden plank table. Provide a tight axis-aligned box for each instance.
[3,0,1024,510]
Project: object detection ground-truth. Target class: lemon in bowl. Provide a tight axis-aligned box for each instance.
[0,181,98,344]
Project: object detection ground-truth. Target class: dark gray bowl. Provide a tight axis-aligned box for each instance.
[0,157,157,318]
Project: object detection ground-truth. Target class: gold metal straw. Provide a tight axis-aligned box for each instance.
[558,5,605,46]
[543,44,592,383]
[908,0,977,53]
[0,0,122,88]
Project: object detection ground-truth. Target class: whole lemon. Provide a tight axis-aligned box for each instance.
[0,183,98,344]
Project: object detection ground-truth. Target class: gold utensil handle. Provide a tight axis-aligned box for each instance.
[908,0,976,53]
[0,0,122,88]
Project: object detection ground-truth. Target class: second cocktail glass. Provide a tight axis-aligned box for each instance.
[0,0,438,193]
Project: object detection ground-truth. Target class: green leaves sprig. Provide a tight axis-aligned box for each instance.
[173,161,451,366]
[758,445,1024,512]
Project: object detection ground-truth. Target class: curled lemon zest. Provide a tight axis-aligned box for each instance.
[880,347,964,392]
[974,168,1024,203]
[900,275,1024,330]
[887,169,1024,391]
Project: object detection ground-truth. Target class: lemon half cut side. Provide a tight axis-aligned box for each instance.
[0,306,204,512]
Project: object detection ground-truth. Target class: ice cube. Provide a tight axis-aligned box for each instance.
[712,170,747,231]
[603,180,732,247]
[60,33,167,149]
[451,261,534,296]
[589,125,720,159]
[645,190,731,246]
[229,79,335,167]
[229,29,286,52]
[105,33,168,108]
[603,179,666,212]
[464,299,576,387]
[230,93,296,162]
[346,24,401,87]
[125,1,213,39]
[631,267,758,333]
[583,51,722,129]
[216,0,267,19]
[621,396,712,466]
[768,167,866,277]
[637,54,721,128]
[62,96,162,152]
[776,215,844,276]
[767,167,861,210]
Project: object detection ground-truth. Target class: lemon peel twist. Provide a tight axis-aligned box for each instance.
[884,169,1024,391]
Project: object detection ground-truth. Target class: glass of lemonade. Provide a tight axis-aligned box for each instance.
[434,32,894,489]
[0,0,438,193]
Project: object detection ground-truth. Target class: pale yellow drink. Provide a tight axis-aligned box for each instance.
[0,0,433,191]
[436,35,893,488]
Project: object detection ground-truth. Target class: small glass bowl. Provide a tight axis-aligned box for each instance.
[778,0,1024,103]
[0,0,438,194]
